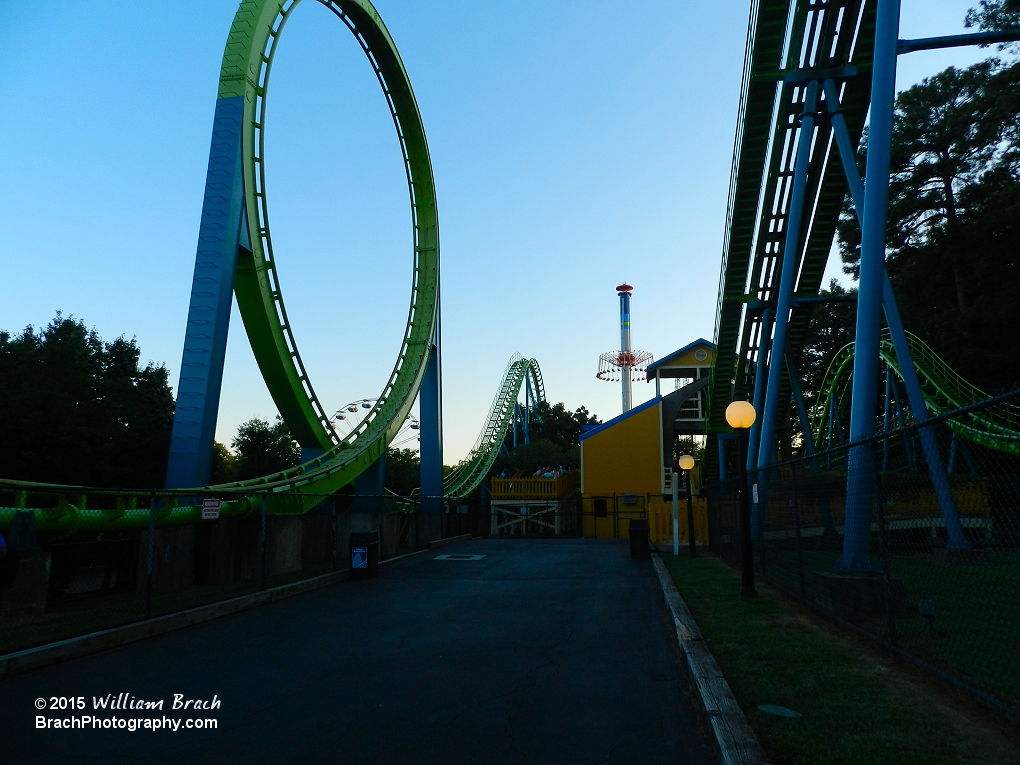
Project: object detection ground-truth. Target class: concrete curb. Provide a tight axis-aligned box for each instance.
[426,533,473,549]
[0,544,444,681]
[651,555,770,765]
[0,569,352,681]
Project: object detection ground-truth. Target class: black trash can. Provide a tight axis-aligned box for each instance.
[628,518,651,560]
[350,530,380,579]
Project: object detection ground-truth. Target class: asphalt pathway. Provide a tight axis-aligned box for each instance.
[0,538,711,764]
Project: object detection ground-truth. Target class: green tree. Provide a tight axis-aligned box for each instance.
[0,313,174,487]
[835,47,1020,393]
[966,0,1020,45]
[487,401,601,478]
[798,280,858,411]
[231,416,301,480]
[385,447,419,496]
[502,401,601,454]
[209,441,237,485]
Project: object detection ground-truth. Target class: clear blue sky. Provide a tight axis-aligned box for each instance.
[0,0,993,463]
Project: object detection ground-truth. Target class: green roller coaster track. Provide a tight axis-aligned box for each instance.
[0,0,443,530]
[0,354,545,531]
[212,0,439,498]
[443,355,545,500]
[815,329,1020,455]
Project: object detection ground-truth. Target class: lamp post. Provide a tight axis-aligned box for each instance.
[679,454,697,558]
[671,468,679,557]
[726,400,758,600]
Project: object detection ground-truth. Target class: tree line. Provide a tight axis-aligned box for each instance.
[0,313,600,492]
[800,0,1020,412]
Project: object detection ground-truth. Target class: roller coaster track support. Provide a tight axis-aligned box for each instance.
[707,0,877,493]
[443,355,545,500]
[708,0,1016,570]
[837,3,1020,563]
[161,0,441,501]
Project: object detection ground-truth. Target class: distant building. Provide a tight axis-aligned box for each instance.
[578,339,714,545]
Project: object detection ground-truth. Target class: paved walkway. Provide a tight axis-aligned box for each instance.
[0,539,710,764]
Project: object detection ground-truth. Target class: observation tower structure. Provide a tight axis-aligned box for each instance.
[597,283,652,414]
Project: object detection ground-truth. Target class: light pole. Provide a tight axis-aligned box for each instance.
[671,467,679,557]
[679,454,697,558]
[726,400,758,600]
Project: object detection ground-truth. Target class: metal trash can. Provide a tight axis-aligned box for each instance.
[628,518,651,560]
[350,530,380,579]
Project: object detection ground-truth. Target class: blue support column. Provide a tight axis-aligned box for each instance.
[165,97,247,489]
[747,309,772,540]
[786,353,818,468]
[756,81,819,475]
[513,403,521,450]
[883,366,893,471]
[353,452,386,512]
[827,78,969,549]
[419,321,444,513]
[524,374,532,445]
[882,276,969,547]
[841,0,902,571]
[747,309,774,475]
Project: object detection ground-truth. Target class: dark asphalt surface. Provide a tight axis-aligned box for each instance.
[0,538,711,764]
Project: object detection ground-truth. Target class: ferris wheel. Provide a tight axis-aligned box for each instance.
[331,399,421,451]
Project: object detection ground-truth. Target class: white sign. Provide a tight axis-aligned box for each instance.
[202,498,221,520]
[352,547,368,569]
[752,484,759,504]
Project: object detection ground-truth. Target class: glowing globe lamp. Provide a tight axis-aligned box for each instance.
[725,400,757,430]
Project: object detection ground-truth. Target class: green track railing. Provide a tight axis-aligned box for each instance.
[814,330,1020,454]
[442,355,546,499]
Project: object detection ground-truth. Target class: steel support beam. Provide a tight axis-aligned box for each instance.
[419,319,444,513]
[825,79,970,550]
[841,0,902,572]
[755,80,820,477]
[748,313,772,541]
[898,28,1020,54]
[353,452,386,512]
[165,97,246,489]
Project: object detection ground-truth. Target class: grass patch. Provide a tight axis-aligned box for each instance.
[758,547,1020,709]
[662,553,1019,765]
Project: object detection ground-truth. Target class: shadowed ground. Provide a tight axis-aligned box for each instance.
[0,538,710,764]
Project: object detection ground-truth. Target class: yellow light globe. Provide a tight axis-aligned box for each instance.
[678,454,696,471]
[725,400,757,429]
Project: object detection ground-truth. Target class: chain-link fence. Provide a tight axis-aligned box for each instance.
[709,391,1020,719]
[0,490,488,656]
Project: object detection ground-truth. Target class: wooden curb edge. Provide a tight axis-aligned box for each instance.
[651,554,771,765]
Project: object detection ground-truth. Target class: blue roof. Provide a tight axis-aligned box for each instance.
[646,338,716,376]
[579,396,661,442]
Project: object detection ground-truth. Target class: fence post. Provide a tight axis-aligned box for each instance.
[791,462,806,600]
[414,498,419,551]
[871,444,899,646]
[145,490,155,619]
[331,496,338,572]
[672,472,679,557]
[260,495,267,591]
[755,465,768,580]
[686,477,697,559]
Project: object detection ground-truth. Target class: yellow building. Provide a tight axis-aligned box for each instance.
[579,339,713,546]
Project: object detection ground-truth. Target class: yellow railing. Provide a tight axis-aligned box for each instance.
[491,472,578,499]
